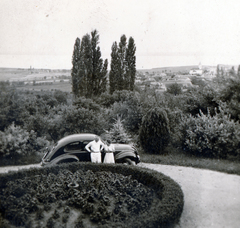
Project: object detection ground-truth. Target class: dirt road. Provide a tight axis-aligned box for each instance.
[0,163,240,228]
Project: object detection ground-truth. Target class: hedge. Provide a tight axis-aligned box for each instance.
[0,163,184,228]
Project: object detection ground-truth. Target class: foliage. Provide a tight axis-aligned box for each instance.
[125,36,136,91]
[104,91,143,133]
[109,35,136,94]
[0,89,72,131]
[182,106,240,159]
[0,162,184,228]
[104,116,132,143]
[109,42,118,94]
[73,96,101,111]
[139,107,170,154]
[53,90,68,105]
[218,77,240,121]
[71,30,108,98]
[190,76,207,87]
[71,37,81,97]
[177,85,219,116]
[0,123,49,158]
[61,105,109,137]
[166,82,182,95]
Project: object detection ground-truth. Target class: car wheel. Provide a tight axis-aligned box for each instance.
[123,158,136,165]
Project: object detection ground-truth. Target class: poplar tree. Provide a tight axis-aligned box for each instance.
[125,36,136,91]
[117,35,127,90]
[71,30,108,98]
[109,35,136,93]
[71,37,81,97]
[237,65,240,77]
[109,42,118,94]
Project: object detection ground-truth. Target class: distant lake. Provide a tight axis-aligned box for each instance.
[0,54,222,70]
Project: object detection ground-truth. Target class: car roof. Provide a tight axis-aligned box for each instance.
[57,133,98,147]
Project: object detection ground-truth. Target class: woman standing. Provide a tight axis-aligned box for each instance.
[103,140,115,163]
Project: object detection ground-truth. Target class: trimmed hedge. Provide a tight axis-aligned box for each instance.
[0,163,184,228]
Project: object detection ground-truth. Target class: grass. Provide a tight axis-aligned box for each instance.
[138,146,240,176]
[16,82,72,92]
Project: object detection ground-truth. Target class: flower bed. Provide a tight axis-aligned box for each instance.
[0,163,184,227]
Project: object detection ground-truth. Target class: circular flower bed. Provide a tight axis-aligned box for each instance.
[0,163,184,228]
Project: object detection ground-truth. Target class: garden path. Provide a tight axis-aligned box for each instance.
[140,163,240,228]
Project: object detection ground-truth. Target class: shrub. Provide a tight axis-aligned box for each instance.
[61,105,108,137]
[165,108,185,147]
[218,77,240,121]
[0,162,184,228]
[139,107,170,154]
[53,90,68,105]
[166,83,182,95]
[182,106,240,159]
[107,93,143,134]
[179,86,219,116]
[0,123,49,160]
[103,116,132,143]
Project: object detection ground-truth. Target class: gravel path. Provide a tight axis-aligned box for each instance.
[140,163,240,228]
[1,163,240,228]
[0,163,42,173]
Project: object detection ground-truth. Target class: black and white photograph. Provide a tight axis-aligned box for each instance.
[0,0,240,227]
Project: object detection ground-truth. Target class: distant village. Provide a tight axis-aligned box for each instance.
[3,63,238,92]
[135,63,237,93]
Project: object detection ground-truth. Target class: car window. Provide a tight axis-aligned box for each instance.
[64,142,83,152]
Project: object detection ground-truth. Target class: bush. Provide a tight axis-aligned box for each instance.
[103,116,132,143]
[182,106,240,159]
[166,83,182,95]
[139,107,170,154]
[107,93,143,134]
[0,123,49,160]
[0,162,184,228]
[61,105,109,137]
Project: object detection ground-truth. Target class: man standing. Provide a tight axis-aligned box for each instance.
[85,136,104,163]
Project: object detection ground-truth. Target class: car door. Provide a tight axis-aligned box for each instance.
[64,141,91,162]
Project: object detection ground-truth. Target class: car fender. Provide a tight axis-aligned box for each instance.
[114,150,136,161]
[50,154,79,165]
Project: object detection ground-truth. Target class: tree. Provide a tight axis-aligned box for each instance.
[229,66,236,77]
[139,107,170,154]
[125,37,136,91]
[104,116,132,143]
[166,83,182,96]
[237,65,240,77]
[109,35,136,93]
[71,30,108,98]
[109,42,119,94]
[217,64,221,77]
[71,37,81,97]
[117,35,127,90]
[91,30,108,96]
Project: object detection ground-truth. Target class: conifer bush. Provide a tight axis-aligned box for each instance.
[103,116,132,143]
[139,107,170,154]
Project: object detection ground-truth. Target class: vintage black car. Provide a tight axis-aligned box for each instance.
[41,133,140,166]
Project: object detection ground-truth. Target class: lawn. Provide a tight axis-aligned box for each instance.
[16,82,72,92]
[139,146,240,176]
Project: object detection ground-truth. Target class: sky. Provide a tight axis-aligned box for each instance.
[1,0,240,70]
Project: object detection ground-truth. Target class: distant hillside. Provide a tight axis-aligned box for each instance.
[138,65,216,73]
[0,67,71,81]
